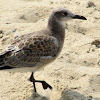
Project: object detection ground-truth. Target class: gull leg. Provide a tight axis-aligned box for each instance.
[29,72,37,92]
[29,72,52,92]
[35,80,52,90]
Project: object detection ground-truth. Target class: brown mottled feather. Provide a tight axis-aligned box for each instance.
[0,8,68,71]
[2,32,60,68]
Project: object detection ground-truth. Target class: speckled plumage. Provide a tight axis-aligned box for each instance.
[0,8,86,72]
[0,32,61,70]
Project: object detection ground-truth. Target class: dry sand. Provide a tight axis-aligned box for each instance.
[0,0,100,100]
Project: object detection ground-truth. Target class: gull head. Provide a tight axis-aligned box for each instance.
[52,8,87,22]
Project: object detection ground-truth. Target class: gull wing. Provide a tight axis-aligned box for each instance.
[1,34,59,68]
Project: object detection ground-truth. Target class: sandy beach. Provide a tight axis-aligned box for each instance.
[0,0,100,100]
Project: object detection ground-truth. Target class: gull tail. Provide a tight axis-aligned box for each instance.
[0,53,6,68]
[0,51,13,70]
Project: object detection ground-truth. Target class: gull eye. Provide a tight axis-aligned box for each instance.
[62,12,68,16]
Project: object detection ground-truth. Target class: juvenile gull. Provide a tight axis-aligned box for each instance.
[0,8,87,92]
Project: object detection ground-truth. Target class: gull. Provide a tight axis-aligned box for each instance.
[0,8,87,92]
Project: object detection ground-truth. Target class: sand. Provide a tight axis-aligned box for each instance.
[0,0,100,100]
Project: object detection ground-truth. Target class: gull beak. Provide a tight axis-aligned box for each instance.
[73,15,87,20]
